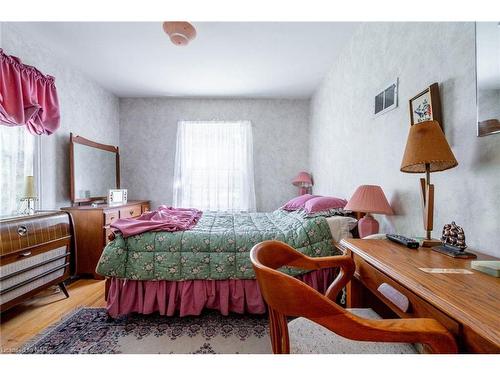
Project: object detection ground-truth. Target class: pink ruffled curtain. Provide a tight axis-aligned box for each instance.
[0,48,60,135]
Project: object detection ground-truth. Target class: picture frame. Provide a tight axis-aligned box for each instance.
[409,82,443,128]
[108,189,128,206]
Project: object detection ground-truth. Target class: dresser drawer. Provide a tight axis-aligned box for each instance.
[104,226,114,245]
[119,205,141,219]
[352,253,460,336]
[0,212,71,257]
[104,210,119,225]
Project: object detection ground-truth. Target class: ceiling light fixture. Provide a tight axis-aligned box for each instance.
[162,22,197,46]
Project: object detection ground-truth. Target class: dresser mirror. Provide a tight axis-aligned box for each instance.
[70,133,120,203]
[476,22,500,137]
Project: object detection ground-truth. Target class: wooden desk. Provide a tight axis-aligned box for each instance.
[339,239,500,353]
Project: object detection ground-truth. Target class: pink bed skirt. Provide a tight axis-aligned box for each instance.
[107,268,337,317]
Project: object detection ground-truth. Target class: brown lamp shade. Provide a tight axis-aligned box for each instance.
[400,120,458,173]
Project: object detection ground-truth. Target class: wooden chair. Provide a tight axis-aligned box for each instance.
[250,240,458,354]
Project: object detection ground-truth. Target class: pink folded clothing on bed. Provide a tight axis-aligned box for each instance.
[111,205,202,238]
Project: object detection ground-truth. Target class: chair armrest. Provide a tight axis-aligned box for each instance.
[359,316,458,354]
[287,254,354,271]
[314,313,458,354]
[287,255,355,302]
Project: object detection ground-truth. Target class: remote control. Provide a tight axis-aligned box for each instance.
[386,234,419,249]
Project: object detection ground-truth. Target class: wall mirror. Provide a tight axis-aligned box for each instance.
[476,22,500,137]
[70,133,120,203]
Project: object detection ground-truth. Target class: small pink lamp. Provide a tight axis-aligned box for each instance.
[344,185,394,238]
[292,171,313,195]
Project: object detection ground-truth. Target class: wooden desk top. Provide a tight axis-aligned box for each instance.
[340,239,500,351]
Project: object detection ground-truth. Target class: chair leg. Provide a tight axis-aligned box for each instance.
[279,313,290,354]
[268,309,280,353]
[58,282,69,298]
[269,308,284,353]
[269,308,290,354]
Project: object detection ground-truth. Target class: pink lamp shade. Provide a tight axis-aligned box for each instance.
[292,171,313,195]
[345,185,393,238]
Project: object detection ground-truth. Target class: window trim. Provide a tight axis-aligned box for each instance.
[34,135,42,210]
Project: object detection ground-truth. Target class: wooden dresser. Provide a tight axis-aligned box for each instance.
[339,239,500,353]
[0,211,73,312]
[62,200,150,278]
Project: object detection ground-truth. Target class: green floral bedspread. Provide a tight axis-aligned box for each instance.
[95,210,339,281]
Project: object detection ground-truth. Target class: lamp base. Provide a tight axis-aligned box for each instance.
[358,214,379,238]
[21,197,37,215]
[420,238,442,247]
[298,187,308,195]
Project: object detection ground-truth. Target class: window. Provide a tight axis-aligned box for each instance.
[173,121,256,212]
[0,126,39,215]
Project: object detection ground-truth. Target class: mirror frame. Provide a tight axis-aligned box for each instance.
[70,132,120,204]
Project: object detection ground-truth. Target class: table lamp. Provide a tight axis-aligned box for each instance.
[345,185,394,238]
[400,120,458,247]
[292,171,313,195]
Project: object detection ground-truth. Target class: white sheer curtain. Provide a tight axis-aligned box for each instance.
[0,126,35,215]
[173,120,256,212]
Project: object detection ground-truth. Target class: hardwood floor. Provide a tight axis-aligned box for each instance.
[0,279,106,353]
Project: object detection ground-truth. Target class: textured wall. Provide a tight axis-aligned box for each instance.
[119,98,310,211]
[310,22,500,257]
[478,89,500,122]
[2,23,120,209]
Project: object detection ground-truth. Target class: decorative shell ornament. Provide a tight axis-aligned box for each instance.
[441,221,467,250]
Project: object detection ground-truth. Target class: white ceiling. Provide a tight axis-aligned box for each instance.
[11,22,359,98]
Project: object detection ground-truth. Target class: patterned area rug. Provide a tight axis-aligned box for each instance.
[20,308,272,354]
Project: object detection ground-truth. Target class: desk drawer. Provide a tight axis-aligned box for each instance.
[352,253,460,336]
[119,205,141,219]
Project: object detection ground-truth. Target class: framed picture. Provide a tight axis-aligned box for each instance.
[409,83,442,128]
[108,189,128,206]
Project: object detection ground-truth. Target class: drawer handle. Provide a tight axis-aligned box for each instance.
[377,283,410,312]
[17,226,28,236]
[20,251,32,257]
[129,210,134,215]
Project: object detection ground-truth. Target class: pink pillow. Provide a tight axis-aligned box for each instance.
[282,194,318,211]
[304,196,347,214]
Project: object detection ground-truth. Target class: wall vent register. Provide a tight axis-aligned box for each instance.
[374,78,399,116]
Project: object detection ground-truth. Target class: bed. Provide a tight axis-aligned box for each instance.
[96,209,357,317]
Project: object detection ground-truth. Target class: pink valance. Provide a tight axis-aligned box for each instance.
[0,48,60,135]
